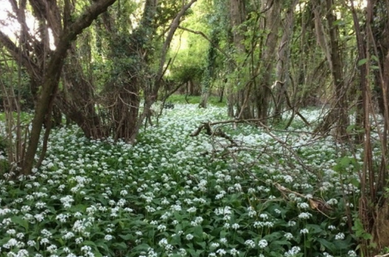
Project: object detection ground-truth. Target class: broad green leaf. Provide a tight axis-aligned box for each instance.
[96,241,111,253]
[306,224,323,234]
[317,238,335,252]
[11,216,29,231]
[357,58,367,66]
[193,225,203,238]
[83,240,97,247]
[119,234,134,241]
[113,242,128,250]
[187,248,200,257]
[264,231,282,241]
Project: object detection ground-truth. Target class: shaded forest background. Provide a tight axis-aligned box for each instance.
[1,0,389,255]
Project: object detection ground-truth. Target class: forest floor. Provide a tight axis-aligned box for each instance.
[0,104,366,257]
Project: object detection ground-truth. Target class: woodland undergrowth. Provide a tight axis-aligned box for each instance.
[0,104,370,257]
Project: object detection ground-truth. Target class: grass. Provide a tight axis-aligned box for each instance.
[0,104,362,257]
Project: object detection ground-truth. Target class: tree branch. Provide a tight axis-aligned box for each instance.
[0,31,41,80]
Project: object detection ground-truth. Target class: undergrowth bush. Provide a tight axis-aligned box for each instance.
[0,104,361,256]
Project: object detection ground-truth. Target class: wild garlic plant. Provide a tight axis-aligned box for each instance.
[0,104,361,256]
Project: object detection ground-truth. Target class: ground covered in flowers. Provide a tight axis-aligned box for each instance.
[0,104,363,257]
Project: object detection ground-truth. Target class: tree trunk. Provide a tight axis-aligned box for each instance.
[229,0,251,119]
[326,0,349,139]
[313,0,349,139]
[273,0,298,122]
[255,0,281,122]
[200,29,218,108]
[57,52,107,139]
[368,1,389,252]
[349,1,367,143]
[21,0,117,175]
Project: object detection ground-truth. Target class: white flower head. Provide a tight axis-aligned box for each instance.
[231,223,240,230]
[258,239,268,248]
[335,232,345,240]
[300,228,309,234]
[284,232,293,240]
[244,239,256,248]
[298,212,312,219]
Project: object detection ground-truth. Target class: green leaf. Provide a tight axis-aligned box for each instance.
[353,218,372,239]
[193,226,203,238]
[119,234,133,241]
[264,232,282,241]
[96,241,111,253]
[196,241,206,249]
[187,248,200,257]
[113,242,128,250]
[132,243,150,252]
[0,236,11,246]
[357,58,367,66]
[235,236,245,244]
[306,224,323,234]
[92,251,103,257]
[83,240,97,247]
[70,204,87,212]
[11,216,29,231]
[349,177,360,187]
[317,238,335,252]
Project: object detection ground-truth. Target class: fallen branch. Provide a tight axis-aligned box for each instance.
[191,118,332,182]
[274,183,333,217]
[190,121,238,147]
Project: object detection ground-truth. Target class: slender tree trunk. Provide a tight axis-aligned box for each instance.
[273,0,298,122]
[349,1,367,143]
[326,0,349,139]
[200,29,218,108]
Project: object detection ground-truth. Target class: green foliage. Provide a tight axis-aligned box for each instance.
[353,218,372,241]
[169,65,204,85]
[0,106,362,256]
[166,0,211,85]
